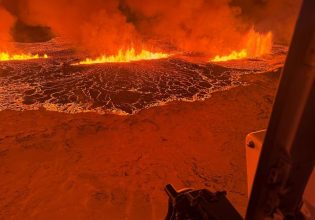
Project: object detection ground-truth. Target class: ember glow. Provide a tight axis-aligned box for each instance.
[73,48,170,65]
[211,30,273,62]
[0,52,48,62]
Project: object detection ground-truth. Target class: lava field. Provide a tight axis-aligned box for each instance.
[0,39,287,115]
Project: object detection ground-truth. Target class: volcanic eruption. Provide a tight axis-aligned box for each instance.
[73,49,170,65]
[0,0,301,114]
[0,0,304,219]
[211,29,273,62]
[1,0,299,63]
[0,52,48,61]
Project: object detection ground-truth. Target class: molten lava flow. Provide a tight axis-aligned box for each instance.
[211,30,273,62]
[212,50,248,62]
[0,52,48,62]
[73,48,169,65]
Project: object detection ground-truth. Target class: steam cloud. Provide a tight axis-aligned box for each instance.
[0,0,302,56]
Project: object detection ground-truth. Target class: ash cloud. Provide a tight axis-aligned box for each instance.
[0,0,302,55]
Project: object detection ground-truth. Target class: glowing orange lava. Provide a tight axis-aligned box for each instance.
[0,52,48,62]
[211,30,273,62]
[212,50,248,62]
[73,48,170,65]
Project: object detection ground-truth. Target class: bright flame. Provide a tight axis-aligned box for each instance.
[73,48,170,65]
[211,30,273,62]
[212,50,248,62]
[0,52,48,62]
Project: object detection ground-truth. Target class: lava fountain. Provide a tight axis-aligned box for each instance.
[211,30,273,62]
[0,52,48,62]
[73,48,170,65]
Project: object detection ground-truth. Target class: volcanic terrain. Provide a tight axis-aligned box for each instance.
[0,38,287,219]
[0,38,286,115]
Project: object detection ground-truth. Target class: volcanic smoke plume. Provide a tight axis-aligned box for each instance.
[0,0,302,57]
[0,5,16,51]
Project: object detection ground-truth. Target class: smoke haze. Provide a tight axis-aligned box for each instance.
[0,5,16,50]
[234,0,302,44]
[0,0,302,55]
